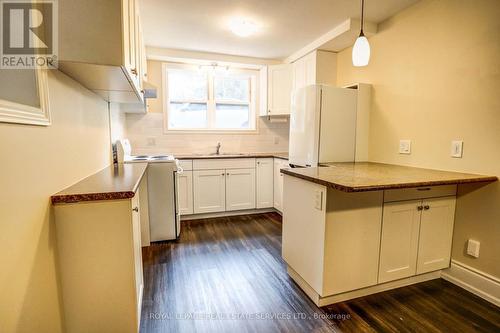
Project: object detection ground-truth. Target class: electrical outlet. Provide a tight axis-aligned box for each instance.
[451,140,463,158]
[399,140,411,154]
[314,190,323,211]
[466,239,480,258]
[147,137,156,146]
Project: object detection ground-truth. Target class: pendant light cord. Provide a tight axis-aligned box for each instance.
[360,0,365,35]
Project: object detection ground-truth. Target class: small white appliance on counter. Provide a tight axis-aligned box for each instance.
[117,139,181,241]
[289,84,358,167]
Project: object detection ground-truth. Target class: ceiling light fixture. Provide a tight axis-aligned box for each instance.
[352,0,371,67]
[229,18,258,37]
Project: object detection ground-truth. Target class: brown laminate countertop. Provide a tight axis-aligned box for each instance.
[175,152,289,160]
[51,163,148,204]
[280,162,497,192]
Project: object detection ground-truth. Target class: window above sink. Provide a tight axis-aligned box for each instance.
[163,63,258,133]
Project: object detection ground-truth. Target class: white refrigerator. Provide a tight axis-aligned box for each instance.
[289,85,358,167]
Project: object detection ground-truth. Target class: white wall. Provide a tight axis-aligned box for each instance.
[109,102,127,144]
[0,70,111,333]
[125,112,289,155]
[336,0,500,277]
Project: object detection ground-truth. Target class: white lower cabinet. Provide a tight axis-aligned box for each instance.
[379,200,421,283]
[379,195,457,283]
[185,157,286,215]
[273,158,288,211]
[177,171,193,215]
[225,168,256,211]
[256,158,274,208]
[416,197,456,274]
[54,179,146,333]
[193,169,226,213]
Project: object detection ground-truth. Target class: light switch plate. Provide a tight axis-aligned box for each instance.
[466,239,480,258]
[314,190,323,211]
[399,140,411,154]
[451,140,464,158]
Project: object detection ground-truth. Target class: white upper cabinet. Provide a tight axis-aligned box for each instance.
[193,170,226,214]
[292,50,337,96]
[58,0,148,105]
[265,64,293,116]
[416,197,456,274]
[256,158,274,209]
[225,168,256,211]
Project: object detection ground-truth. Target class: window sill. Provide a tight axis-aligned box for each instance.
[164,128,259,135]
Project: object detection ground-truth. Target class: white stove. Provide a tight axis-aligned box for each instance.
[116,139,181,242]
[125,155,176,162]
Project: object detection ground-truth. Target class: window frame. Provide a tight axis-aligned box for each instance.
[162,62,258,134]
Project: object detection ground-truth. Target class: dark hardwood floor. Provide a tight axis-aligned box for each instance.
[140,213,500,333]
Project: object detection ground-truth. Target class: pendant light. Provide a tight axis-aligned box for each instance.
[352,0,371,67]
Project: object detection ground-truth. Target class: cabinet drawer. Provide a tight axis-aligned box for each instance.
[193,158,255,170]
[384,185,457,203]
[178,159,193,171]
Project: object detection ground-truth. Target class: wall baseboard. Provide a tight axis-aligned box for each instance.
[181,208,279,221]
[441,260,500,307]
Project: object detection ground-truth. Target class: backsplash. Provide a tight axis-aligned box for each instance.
[125,112,290,155]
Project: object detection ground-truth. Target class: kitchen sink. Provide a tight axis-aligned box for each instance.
[192,153,247,156]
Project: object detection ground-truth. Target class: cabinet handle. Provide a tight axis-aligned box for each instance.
[221,173,225,176]
[417,205,423,211]
[131,68,138,76]
[132,207,139,212]
[424,205,430,210]
[417,188,431,191]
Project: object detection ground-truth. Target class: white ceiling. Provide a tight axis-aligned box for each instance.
[140,0,419,60]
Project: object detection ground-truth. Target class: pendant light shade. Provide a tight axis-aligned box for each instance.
[352,34,370,67]
[352,0,370,67]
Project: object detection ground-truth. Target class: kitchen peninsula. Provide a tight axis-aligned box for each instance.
[281,162,497,306]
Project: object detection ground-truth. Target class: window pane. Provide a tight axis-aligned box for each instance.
[169,102,207,129]
[215,104,250,129]
[214,75,249,102]
[168,69,207,101]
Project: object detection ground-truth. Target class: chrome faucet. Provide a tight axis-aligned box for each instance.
[216,142,221,155]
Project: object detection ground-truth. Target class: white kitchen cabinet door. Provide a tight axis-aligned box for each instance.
[177,171,193,215]
[292,58,306,95]
[292,52,316,94]
[416,197,456,274]
[225,168,256,211]
[256,158,274,208]
[267,64,293,116]
[273,159,288,212]
[193,170,226,214]
[130,193,144,320]
[379,200,422,283]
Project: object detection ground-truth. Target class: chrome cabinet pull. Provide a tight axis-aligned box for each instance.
[417,206,423,211]
[424,205,430,210]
